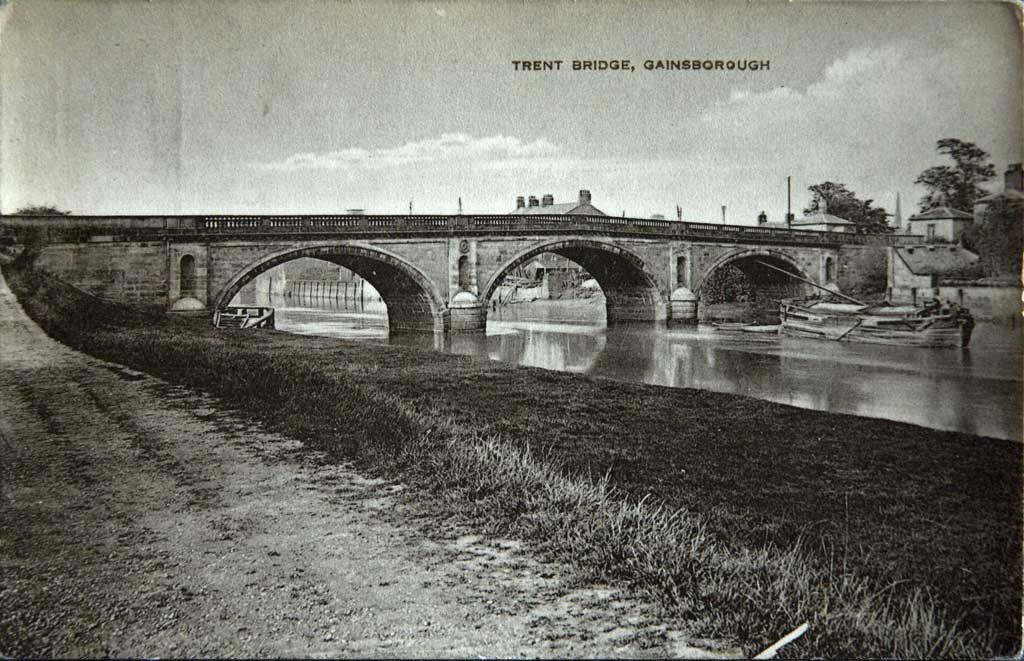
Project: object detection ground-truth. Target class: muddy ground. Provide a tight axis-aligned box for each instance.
[0,272,737,658]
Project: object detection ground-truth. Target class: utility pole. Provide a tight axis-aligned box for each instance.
[786,176,793,229]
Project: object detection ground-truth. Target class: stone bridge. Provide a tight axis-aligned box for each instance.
[1,214,895,334]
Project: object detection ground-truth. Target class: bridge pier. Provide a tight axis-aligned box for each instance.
[668,287,698,324]
[603,289,668,324]
[445,291,487,333]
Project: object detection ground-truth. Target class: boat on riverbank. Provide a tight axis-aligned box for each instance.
[753,259,975,348]
[711,321,781,333]
[213,306,276,329]
[779,298,974,347]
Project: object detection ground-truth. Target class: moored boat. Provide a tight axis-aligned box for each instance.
[213,306,276,330]
[779,298,974,348]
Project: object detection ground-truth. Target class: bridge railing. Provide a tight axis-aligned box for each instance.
[0,213,905,246]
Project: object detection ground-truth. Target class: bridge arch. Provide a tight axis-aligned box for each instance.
[482,239,666,323]
[213,244,446,333]
[695,248,813,317]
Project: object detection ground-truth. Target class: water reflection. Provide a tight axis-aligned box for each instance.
[240,291,1022,441]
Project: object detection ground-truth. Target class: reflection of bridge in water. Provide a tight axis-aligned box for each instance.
[247,293,1020,440]
[4,213,905,336]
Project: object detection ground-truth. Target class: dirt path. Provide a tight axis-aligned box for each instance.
[0,272,736,658]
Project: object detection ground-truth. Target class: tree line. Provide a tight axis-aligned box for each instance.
[803,139,1019,278]
[802,138,1004,233]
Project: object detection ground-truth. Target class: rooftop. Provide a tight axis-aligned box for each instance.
[511,202,598,215]
[791,212,855,226]
[908,206,973,221]
[511,189,606,216]
[895,244,979,275]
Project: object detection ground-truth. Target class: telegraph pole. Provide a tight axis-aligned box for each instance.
[786,176,793,229]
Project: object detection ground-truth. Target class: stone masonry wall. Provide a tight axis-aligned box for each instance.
[837,244,888,295]
[36,241,169,309]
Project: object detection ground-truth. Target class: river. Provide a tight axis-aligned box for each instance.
[238,290,1022,441]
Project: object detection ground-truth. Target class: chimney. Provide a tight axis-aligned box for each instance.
[1005,163,1023,192]
[579,189,591,205]
[541,194,554,207]
[516,195,525,209]
[757,211,767,225]
[528,196,539,207]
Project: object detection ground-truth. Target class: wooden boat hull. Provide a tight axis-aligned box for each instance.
[213,306,276,330]
[779,301,973,348]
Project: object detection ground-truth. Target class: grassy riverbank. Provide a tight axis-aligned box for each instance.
[5,261,1020,658]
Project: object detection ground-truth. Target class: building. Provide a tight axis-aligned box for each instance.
[502,189,604,299]
[510,189,606,216]
[754,210,791,230]
[973,162,1024,219]
[888,244,979,302]
[905,206,973,243]
[789,211,857,233]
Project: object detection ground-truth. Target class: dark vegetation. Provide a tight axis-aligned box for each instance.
[700,265,753,304]
[12,205,71,215]
[962,195,1024,278]
[4,261,1020,658]
[804,182,890,233]
[915,139,997,213]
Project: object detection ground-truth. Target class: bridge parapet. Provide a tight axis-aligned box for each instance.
[1,214,909,248]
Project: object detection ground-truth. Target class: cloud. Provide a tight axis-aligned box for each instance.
[709,45,905,120]
[255,133,562,172]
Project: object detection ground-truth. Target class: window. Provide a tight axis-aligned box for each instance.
[926,224,936,242]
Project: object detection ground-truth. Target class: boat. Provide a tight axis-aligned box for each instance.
[755,260,974,348]
[711,322,781,333]
[213,306,276,329]
[778,298,974,347]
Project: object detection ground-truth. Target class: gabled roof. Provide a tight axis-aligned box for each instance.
[511,202,606,216]
[895,244,979,275]
[791,212,855,226]
[908,206,973,221]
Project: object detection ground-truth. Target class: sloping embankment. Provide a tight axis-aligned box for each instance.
[4,261,1020,658]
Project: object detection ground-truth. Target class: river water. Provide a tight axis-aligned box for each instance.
[240,291,1022,441]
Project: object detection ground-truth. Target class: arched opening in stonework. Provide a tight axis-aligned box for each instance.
[214,245,445,335]
[179,254,197,298]
[457,255,471,291]
[696,250,813,323]
[481,240,666,326]
[824,256,835,283]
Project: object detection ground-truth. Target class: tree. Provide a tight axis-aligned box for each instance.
[803,181,890,233]
[13,205,70,216]
[701,265,753,304]
[961,196,1023,278]
[914,139,996,213]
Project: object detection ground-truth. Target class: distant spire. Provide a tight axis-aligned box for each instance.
[893,192,903,229]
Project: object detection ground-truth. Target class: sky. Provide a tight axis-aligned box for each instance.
[0,0,1020,225]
